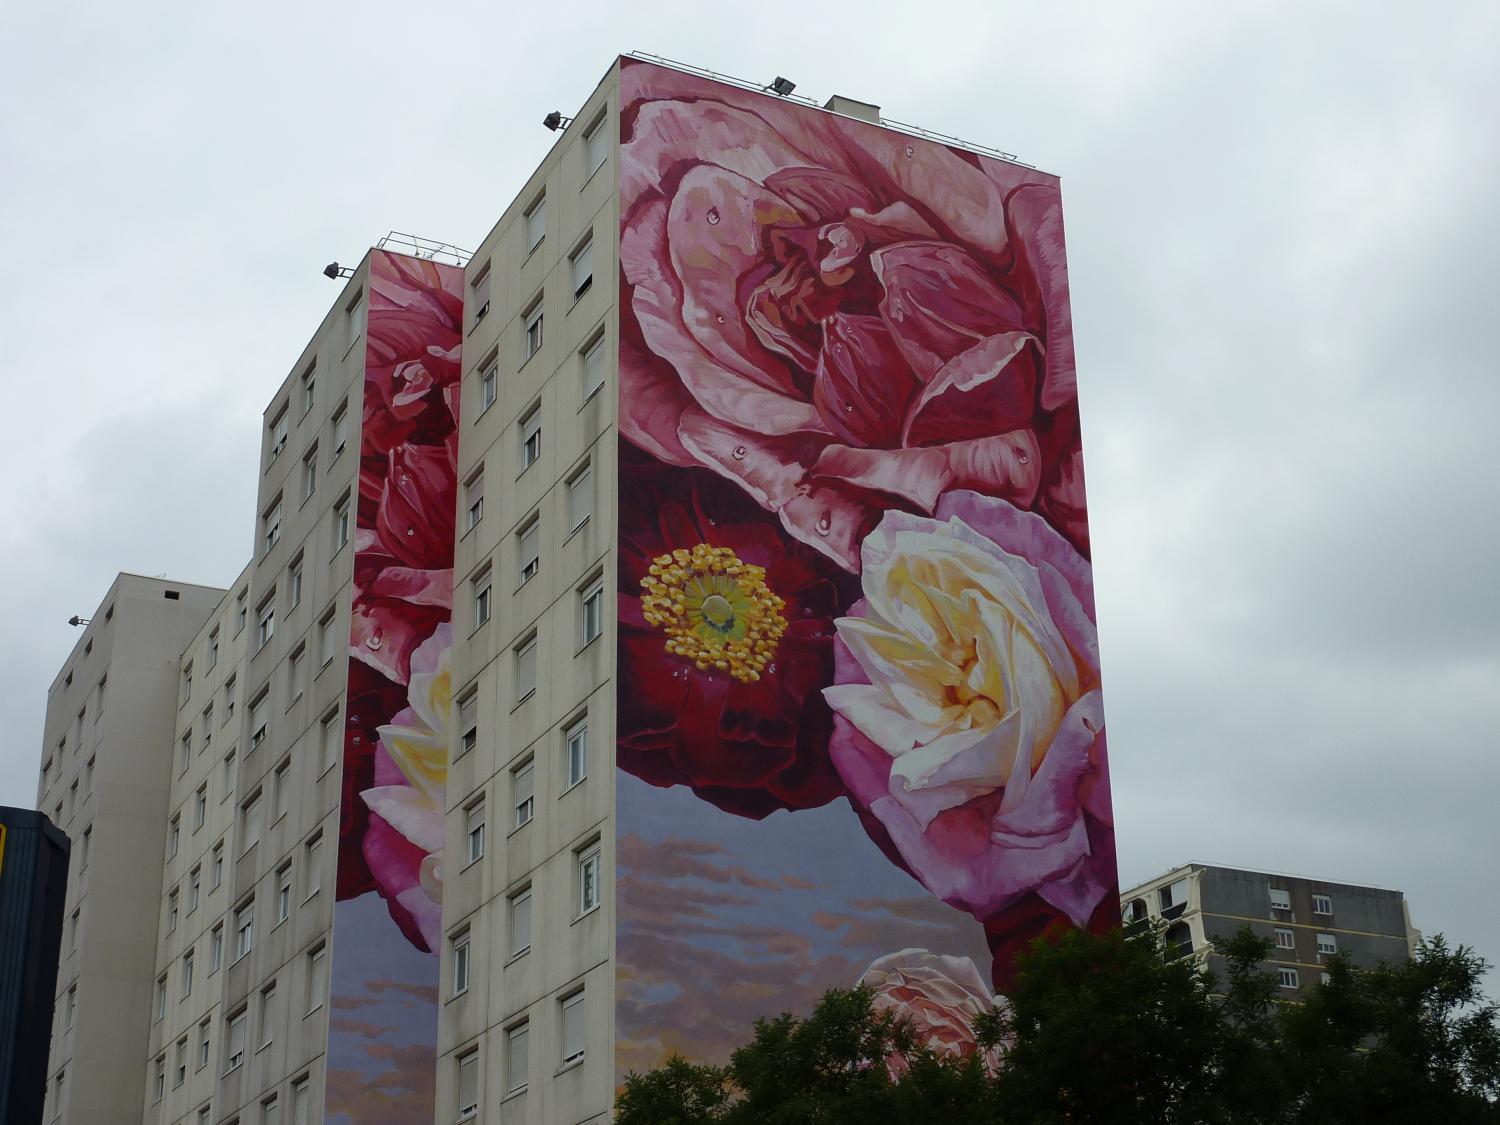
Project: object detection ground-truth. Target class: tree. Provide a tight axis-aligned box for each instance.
[616,927,1500,1124]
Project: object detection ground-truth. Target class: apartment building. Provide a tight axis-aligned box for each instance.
[1120,863,1420,997]
[37,52,1106,1125]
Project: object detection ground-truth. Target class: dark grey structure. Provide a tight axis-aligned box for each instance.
[0,807,71,1125]
[1120,863,1418,998]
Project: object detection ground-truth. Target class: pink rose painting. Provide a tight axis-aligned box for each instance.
[615,58,1117,1082]
[326,250,462,1125]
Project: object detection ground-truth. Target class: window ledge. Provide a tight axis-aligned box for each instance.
[572,904,601,926]
[510,689,536,714]
[507,819,532,840]
[503,947,531,968]
[556,1055,585,1076]
[559,777,586,799]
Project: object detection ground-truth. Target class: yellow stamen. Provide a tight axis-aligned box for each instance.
[640,542,787,684]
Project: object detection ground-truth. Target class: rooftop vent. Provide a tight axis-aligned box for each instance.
[824,95,880,124]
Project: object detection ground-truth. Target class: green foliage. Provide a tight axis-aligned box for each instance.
[616,927,1500,1125]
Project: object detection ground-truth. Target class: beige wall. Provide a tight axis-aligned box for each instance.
[40,574,226,1124]
[439,60,620,1125]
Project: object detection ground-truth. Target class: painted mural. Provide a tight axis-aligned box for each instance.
[615,58,1117,1081]
[326,249,463,1123]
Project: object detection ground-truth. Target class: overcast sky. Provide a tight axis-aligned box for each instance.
[3,1,1496,974]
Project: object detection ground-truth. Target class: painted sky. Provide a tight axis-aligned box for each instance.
[2,0,1496,987]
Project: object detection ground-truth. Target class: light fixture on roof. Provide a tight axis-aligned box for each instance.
[323,262,355,280]
[543,111,574,132]
[67,615,90,627]
[766,76,796,96]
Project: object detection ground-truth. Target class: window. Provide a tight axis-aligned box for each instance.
[1277,967,1300,990]
[1317,933,1338,956]
[199,708,212,753]
[170,810,182,854]
[523,299,543,361]
[273,758,290,821]
[234,901,254,960]
[182,665,193,704]
[288,645,306,703]
[463,466,484,531]
[582,333,606,398]
[584,112,608,176]
[567,464,593,532]
[472,566,492,628]
[578,841,601,915]
[262,496,283,552]
[235,589,248,633]
[305,833,323,898]
[1274,927,1295,950]
[210,924,224,971]
[464,799,485,864]
[331,401,349,460]
[262,1095,280,1125]
[207,628,219,670]
[257,597,276,649]
[570,236,593,300]
[457,1048,480,1119]
[333,493,351,551]
[226,1007,248,1071]
[470,264,491,323]
[524,194,545,251]
[509,886,532,958]
[301,445,318,500]
[516,634,538,701]
[224,673,237,720]
[506,1021,529,1094]
[182,949,194,998]
[68,908,79,955]
[79,825,91,869]
[307,943,327,1012]
[565,717,588,788]
[580,579,604,647]
[259,982,278,1047]
[451,929,470,996]
[318,609,338,666]
[518,518,540,585]
[512,759,534,828]
[320,708,341,774]
[189,865,201,912]
[289,559,304,608]
[1313,894,1333,915]
[300,363,316,415]
[64,984,75,1029]
[198,1017,211,1070]
[276,863,292,923]
[179,733,192,775]
[520,405,541,469]
[84,755,95,796]
[153,1054,166,1101]
[211,842,224,888]
[1268,887,1292,911]
[457,692,478,756]
[561,990,585,1065]
[269,405,289,462]
[175,1035,188,1086]
[250,690,269,748]
[480,356,498,412]
[347,293,364,349]
[292,1077,310,1125]
[223,749,237,799]
[167,887,179,933]
[156,974,168,1020]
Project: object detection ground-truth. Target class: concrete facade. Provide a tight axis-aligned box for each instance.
[1120,863,1420,998]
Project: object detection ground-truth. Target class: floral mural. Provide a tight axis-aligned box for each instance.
[616,59,1117,1081]
[326,250,462,1125]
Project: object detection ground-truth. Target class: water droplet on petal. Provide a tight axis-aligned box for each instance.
[399,473,411,487]
[732,445,747,460]
[1016,450,1030,465]
[366,632,383,651]
[816,514,832,536]
[844,402,855,413]
[904,145,915,157]
[706,208,721,225]
[715,313,725,323]
[352,734,362,744]
[796,482,813,496]
[406,527,415,536]
[767,663,778,675]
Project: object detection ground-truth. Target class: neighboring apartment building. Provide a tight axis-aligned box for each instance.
[38,53,1113,1125]
[1121,863,1420,997]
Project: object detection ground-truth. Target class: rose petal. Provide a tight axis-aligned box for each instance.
[1005,182,1076,412]
[902,332,1040,447]
[813,313,918,447]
